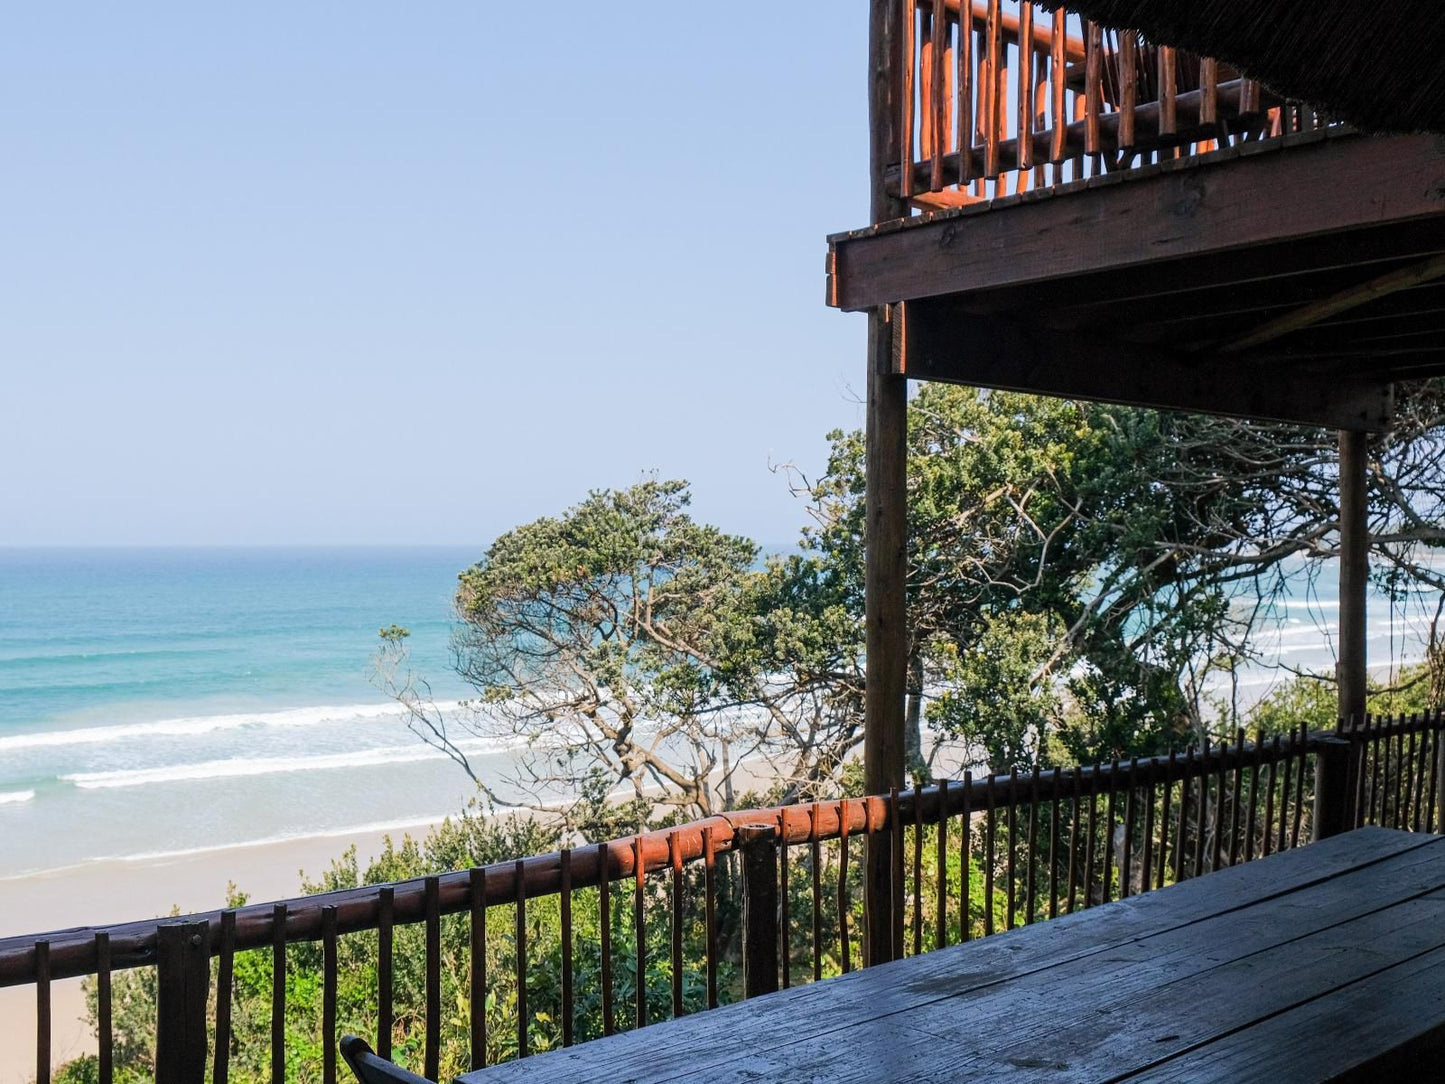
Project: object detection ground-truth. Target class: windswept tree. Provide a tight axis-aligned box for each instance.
[376,479,863,820]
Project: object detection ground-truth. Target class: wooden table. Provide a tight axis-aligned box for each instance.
[458,828,1445,1083]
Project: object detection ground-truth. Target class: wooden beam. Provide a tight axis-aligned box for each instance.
[830,133,1445,312]
[1337,429,1369,723]
[864,0,910,969]
[900,303,1394,431]
[1220,255,1445,353]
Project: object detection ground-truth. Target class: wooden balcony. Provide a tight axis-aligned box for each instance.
[826,2,1445,431]
[2,717,1441,1081]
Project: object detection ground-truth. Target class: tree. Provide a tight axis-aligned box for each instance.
[385,383,1445,813]
[375,479,863,821]
[788,380,1445,776]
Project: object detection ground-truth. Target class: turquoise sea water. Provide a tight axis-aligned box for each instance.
[0,547,1437,881]
[0,547,492,878]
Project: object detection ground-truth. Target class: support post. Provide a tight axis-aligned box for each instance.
[738,826,779,998]
[864,0,911,969]
[1315,429,1368,839]
[1337,429,1369,725]
[155,921,210,1084]
[1313,737,1354,840]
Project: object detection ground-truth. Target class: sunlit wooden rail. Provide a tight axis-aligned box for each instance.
[3,712,1441,1082]
[892,0,1333,210]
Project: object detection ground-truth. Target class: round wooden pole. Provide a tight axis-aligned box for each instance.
[864,0,911,967]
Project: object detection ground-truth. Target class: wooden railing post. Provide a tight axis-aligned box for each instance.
[737,825,780,998]
[1313,735,1354,841]
[155,921,211,1083]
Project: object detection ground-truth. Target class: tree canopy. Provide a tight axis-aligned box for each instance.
[380,382,1445,816]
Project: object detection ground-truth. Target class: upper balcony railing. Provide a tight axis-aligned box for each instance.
[890,1,1337,212]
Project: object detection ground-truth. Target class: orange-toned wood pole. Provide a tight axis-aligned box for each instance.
[865,0,910,967]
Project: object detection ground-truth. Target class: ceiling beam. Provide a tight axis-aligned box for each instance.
[1219,255,1445,353]
[899,302,1394,431]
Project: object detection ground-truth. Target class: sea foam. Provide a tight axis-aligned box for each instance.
[0,700,463,753]
[60,737,508,790]
[0,789,36,805]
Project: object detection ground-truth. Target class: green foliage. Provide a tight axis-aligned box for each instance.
[1246,662,1439,736]
[61,807,746,1083]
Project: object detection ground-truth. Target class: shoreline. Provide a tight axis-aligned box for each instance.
[0,819,448,1084]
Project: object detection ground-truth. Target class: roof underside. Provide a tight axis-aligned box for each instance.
[1062,0,1445,133]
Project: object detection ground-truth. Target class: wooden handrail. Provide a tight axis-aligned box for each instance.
[3,711,1437,989]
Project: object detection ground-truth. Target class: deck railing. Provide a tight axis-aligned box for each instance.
[890,1,1336,210]
[3,711,1440,1082]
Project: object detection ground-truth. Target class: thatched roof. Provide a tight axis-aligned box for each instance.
[1061,0,1445,134]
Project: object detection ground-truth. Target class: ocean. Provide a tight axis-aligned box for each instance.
[0,547,1438,883]
[0,547,496,881]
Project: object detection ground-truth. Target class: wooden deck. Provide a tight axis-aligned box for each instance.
[459,827,1445,1083]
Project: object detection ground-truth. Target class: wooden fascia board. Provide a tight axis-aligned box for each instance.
[900,303,1394,431]
[829,133,1445,312]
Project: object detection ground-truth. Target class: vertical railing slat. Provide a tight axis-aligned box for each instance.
[704,827,719,1008]
[515,860,529,1057]
[35,941,50,1084]
[912,789,924,953]
[961,773,973,941]
[838,801,853,972]
[97,931,114,1084]
[670,832,686,1014]
[984,776,997,934]
[1005,776,1018,929]
[377,886,394,1061]
[1049,7,1067,166]
[469,868,487,1069]
[984,0,1002,178]
[1229,728,1246,866]
[1118,30,1137,151]
[1159,45,1178,138]
[811,804,824,981]
[633,836,646,1030]
[1195,738,1210,878]
[936,780,950,948]
[1157,752,1175,891]
[901,0,917,198]
[957,1,975,185]
[561,849,575,1046]
[1067,769,1081,913]
[1047,773,1061,919]
[1017,1,1034,173]
[322,905,338,1084]
[425,876,441,1078]
[271,905,286,1084]
[599,842,614,1035]
[1083,765,1100,908]
[1083,21,1102,158]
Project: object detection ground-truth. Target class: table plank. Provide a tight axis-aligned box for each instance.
[680,850,1445,1082]
[458,829,1439,1084]
[1130,941,1445,1082]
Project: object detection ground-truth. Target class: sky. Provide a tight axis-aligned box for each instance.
[0,4,871,547]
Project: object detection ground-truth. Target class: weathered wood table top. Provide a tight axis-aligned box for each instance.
[457,828,1445,1083]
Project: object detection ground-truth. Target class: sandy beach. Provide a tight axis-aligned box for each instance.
[0,820,444,1084]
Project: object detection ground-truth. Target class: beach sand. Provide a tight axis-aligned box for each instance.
[0,821,442,1084]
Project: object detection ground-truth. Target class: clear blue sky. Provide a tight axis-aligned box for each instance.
[1,4,870,546]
